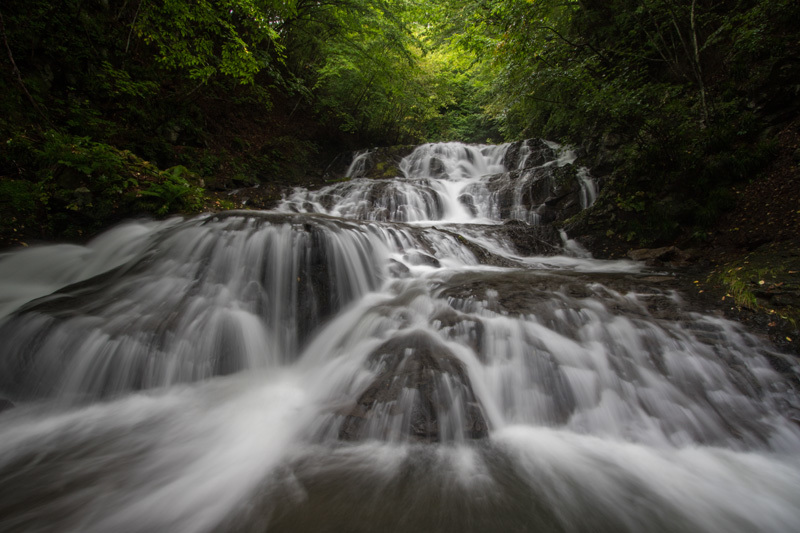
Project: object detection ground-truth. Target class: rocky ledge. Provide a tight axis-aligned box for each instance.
[338,331,489,443]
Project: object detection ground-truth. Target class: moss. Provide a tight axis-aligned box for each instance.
[709,243,800,327]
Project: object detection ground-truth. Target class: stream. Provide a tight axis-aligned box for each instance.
[1,141,799,532]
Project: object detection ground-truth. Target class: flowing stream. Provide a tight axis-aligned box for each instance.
[1,141,799,532]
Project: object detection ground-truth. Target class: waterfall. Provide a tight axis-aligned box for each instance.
[279,139,592,225]
[1,141,799,533]
[345,149,375,179]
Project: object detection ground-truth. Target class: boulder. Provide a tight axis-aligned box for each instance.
[402,251,440,268]
[339,331,488,443]
[497,220,562,256]
[628,246,695,267]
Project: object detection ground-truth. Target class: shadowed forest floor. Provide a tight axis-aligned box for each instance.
[687,117,800,357]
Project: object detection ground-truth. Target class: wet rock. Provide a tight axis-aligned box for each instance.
[325,146,416,181]
[403,251,440,268]
[436,270,690,319]
[457,193,478,216]
[496,220,562,256]
[436,229,519,268]
[388,259,411,278]
[502,139,555,170]
[321,151,356,180]
[339,331,488,443]
[1,212,387,399]
[437,272,557,316]
[432,309,485,359]
[628,246,694,267]
[0,399,13,413]
[481,164,583,224]
[428,157,446,178]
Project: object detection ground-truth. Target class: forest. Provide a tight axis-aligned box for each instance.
[1,0,799,328]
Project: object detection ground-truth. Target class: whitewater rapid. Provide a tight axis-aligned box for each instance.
[1,141,799,533]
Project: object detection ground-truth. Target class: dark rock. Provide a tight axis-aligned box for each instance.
[0,399,13,413]
[497,220,562,256]
[324,146,416,181]
[403,251,440,268]
[338,331,489,443]
[432,309,486,359]
[388,259,411,278]
[480,162,584,225]
[628,246,695,267]
[436,228,519,268]
[458,193,478,216]
[428,157,446,178]
[321,151,356,181]
[502,139,555,170]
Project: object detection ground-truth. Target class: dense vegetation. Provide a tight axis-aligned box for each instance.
[0,0,486,242]
[1,0,798,247]
[446,0,800,246]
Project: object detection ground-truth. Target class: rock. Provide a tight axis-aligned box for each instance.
[428,157,446,178]
[388,259,411,278]
[480,163,584,225]
[324,146,416,181]
[0,399,13,413]
[502,139,556,170]
[497,220,561,256]
[321,151,355,180]
[338,331,489,443]
[402,251,440,268]
[628,246,694,267]
[628,246,678,262]
[435,228,519,268]
[458,193,478,216]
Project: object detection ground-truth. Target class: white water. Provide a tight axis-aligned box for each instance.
[279,140,597,225]
[1,141,799,532]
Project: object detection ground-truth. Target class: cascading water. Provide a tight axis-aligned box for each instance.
[1,141,799,533]
[279,140,594,224]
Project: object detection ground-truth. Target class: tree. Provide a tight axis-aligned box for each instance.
[137,0,291,84]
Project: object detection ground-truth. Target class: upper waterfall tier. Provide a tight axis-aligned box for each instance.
[279,140,597,225]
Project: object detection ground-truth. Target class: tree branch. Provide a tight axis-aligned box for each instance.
[126,0,143,55]
[0,10,49,122]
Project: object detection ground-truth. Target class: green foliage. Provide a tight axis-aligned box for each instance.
[436,0,799,244]
[716,265,759,310]
[137,0,289,84]
[2,0,798,247]
[0,179,40,243]
[140,166,204,215]
[711,248,800,327]
[0,129,206,242]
